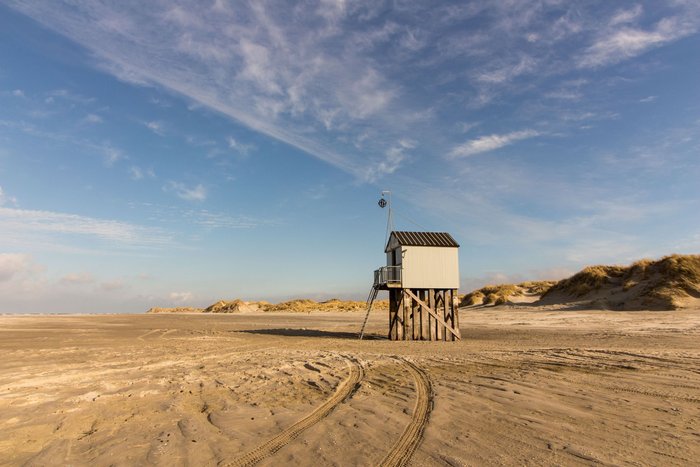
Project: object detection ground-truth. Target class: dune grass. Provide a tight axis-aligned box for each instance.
[460,281,556,307]
[542,254,700,309]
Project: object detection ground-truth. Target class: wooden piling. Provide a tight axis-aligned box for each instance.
[386,287,460,341]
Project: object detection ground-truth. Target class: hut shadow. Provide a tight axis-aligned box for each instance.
[240,328,386,340]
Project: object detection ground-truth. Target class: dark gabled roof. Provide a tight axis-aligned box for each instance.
[386,231,459,251]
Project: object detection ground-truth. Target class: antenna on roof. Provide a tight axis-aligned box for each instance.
[378,190,393,246]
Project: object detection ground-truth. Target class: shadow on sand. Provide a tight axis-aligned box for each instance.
[239,328,386,340]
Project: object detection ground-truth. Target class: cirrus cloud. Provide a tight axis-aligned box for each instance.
[448,130,540,158]
[164,181,207,202]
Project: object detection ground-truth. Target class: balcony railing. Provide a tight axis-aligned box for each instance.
[374,266,402,287]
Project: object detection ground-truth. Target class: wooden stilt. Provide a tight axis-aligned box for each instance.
[446,289,452,341]
[403,290,410,340]
[435,290,442,341]
[385,287,461,341]
[434,290,440,341]
[404,289,460,340]
[410,290,416,341]
[389,289,398,340]
[420,288,430,340]
[452,289,460,340]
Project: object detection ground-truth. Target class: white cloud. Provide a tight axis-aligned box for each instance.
[0,121,125,168]
[475,56,537,84]
[59,272,94,285]
[133,202,274,229]
[164,182,207,202]
[190,210,271,229]
[579,16,698,68]
[458,122,480,133]
[4,0,699,190]
[144,120,165,135]
[96,141,126,167]
[609,5,644,26]
[12,89,25,97]
[46,88,95,105]
[448,130,540,158]
[0,2,403,179]
[365,139,416,181]
[148,96,172,107]
[129,166,144,180]
[639,95,657,103]
[83,113,103,124]
[238,39,282,95]
[339,69,396,119]
[0,186,18,206]
[169,291,193,303]
[545,89,582,101]
[129,166,155,181]
[0,253,32,282]
[100,279,125,291]
[0,206,171,247]
[226,136,254,156]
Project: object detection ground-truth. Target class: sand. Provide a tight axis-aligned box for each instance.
[1,308,699,466]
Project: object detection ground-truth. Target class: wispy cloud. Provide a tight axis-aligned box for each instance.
[457,121,480,133]
[101,143,124,167]
[448,130,540,158]
[164,181,207,202]
[0,186,18,206]
[0,120,126,167]
[144,120,165,135]
[12,89,25,98]
[0,1,410,180]
[189,210,273,229]
[169,291,193,303]
[4,0,699,189]
[99,279,125,291]
[226,136,254,156]
[129,165,155,181]
[131,201,275,230]
[474,56,537,84]
[82,113,103,124]
[0,206,171,247]
[365,139,416,181]
[578,13,698,68]
[0,253,33,282]
[609,5,644,26]
[46,88,95,105]
[59,272,94,285]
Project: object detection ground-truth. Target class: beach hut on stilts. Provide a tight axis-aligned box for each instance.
[359,192,461,341]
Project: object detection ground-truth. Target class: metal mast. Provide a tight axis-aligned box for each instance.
[379,190,393,246]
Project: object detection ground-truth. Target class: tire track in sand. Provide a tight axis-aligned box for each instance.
[379,358,433,467]
[223,355,364,467]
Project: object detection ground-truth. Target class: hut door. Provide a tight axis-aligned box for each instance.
[391,247,402,266]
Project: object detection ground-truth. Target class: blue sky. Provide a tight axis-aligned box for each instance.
[1,0,699,313]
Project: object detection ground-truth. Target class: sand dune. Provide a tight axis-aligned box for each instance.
[460,281,556,307]
[461,254,700,311]
[1,308,699,466]
[540,254,700,310]
[148,298,389,314]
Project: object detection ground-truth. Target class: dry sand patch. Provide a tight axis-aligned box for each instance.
[1,309,699,466]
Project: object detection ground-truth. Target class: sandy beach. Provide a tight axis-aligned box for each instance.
[1,308,699,466]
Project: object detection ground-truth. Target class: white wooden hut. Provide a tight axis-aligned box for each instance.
[372,231,461,341]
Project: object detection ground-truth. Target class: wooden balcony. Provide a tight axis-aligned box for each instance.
[373,266,402,289]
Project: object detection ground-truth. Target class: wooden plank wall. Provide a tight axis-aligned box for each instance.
[388,288,460,341]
